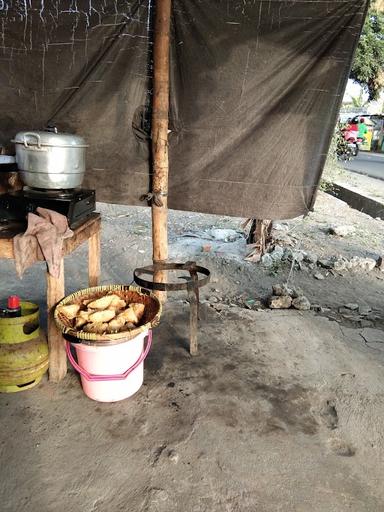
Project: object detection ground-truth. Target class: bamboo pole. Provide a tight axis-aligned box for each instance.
[151,0,172,302]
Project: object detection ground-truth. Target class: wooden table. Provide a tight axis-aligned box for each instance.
[0,213,101,382]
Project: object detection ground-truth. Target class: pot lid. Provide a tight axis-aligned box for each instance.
[12,131,88,148]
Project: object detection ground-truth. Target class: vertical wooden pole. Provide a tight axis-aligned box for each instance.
[151,0,172,302]
[246,219,273,261]
[88,229,101,288]
[47,259,66,382]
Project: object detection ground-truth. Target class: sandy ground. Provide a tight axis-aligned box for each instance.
[1,192,384,511]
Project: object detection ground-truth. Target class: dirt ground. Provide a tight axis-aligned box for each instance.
[328,166,384,205]
[1,191,384,511]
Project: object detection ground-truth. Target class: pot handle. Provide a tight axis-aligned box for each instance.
[23,132,42,149]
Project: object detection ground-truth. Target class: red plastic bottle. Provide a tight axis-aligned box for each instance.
[6,295,21,317]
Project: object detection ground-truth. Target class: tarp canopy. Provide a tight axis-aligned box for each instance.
[0,0,368,219]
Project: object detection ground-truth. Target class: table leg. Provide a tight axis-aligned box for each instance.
[88,230,100,287]
[47,259,66,382]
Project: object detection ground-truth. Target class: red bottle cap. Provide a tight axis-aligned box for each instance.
[7,295,20,309]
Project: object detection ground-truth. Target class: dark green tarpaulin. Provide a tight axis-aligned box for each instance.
[0,0,368,219]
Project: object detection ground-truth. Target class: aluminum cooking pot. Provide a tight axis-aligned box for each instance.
[12,131,88,189]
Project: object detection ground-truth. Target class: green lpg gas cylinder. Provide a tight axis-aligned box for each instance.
[0,302,48,392]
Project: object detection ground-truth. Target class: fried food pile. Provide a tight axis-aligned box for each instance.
[57,293,145,335]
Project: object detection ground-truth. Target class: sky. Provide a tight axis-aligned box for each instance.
[344,79,383,114]
[344,79,368,102]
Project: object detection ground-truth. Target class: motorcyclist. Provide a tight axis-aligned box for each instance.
[357,117,368,142]
[342,118,358,142]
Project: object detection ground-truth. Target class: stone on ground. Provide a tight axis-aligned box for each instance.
[292,296,311,311]
[329,225,356,237]
[268,295,292,309]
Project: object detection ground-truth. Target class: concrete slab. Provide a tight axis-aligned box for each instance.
[327,182,384,221]
[1,305,384,512]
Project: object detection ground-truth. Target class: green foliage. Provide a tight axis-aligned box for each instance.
[350,8,384,101]
[320,125,346,191]
[350,89,369,109]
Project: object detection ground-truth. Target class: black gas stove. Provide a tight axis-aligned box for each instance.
[0,188,96,229]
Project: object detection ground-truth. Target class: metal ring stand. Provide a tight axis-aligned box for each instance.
[133,261,210,355]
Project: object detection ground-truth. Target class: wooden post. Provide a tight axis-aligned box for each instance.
[88,230,101,287]
[151,0,172,302]
[47,259,66,382]
[245,219,273,262]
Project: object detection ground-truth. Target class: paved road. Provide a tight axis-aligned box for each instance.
[342,151,384,180]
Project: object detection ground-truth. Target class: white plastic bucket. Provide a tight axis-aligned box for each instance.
[66,330,152,402]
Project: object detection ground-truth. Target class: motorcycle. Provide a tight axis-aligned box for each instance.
[345,136,364,158]
[336,122,364,161]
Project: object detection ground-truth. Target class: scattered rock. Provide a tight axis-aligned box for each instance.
[273,222,289,232]
[339,307,353,315]
[268,295,292,309]
[304,252,318,265]
[333,256,348,272]
[313,272,325,280]
[284,248,305,263]
[273,233,295,246]
[377,256,384,271]
[269,245,285,261]
[292,296,311,311]
[365,313,380,322]
[344,303,359,311]
[209,228,242,242]
[167,449,179,464]
[261,254,274,267]
[272,284,292,296]
[358,306,372,316]
[211,304,225,313]
[271,284,303,300]
[209,296,218,303]
[244,298,262,310]
[349,256,376,272]
[328,225,356,237]
[321,255,377,273]
[290,287,304,299]
[341,315,359,322]
[318,258,335,269]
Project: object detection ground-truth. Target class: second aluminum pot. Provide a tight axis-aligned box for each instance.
[12,131,88,189]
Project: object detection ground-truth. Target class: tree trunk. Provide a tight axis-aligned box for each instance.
[246,219,273,261]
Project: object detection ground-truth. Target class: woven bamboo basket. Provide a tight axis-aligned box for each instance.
[54,285,161,345]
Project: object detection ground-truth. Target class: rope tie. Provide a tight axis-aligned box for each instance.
[140,191,167,207]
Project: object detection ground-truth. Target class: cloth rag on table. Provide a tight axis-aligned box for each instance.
[13,208,73,278]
